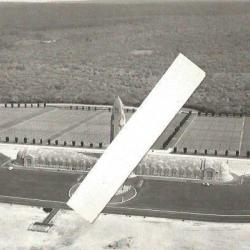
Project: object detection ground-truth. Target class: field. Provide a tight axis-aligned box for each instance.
[0,108,104,142]
[56,110,134,145]
[175,115,244,156]
[0,107,185,148]
[0,2,250,113]
[2,107,250,156]
[0,107,50,130]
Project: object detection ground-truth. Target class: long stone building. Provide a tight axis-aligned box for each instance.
[16,148,97,171]
[15,147,233,183]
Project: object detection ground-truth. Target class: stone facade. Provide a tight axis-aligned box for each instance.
[16,148,97,171]
[135,153,233,182]
[15,148,233,183]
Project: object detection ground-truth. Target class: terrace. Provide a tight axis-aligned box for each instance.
[2,106,250,158]
[175,115,244,156]
[0,108,102,143]
[0,106,188,149]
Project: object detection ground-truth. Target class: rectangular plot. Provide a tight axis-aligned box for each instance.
[0,109,97,142]
[55,111,134,145]
[176,116,243,152]
[0,108,48,130]
[56,111,110,144]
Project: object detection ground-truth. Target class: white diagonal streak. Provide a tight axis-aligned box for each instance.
[67,53,206,223]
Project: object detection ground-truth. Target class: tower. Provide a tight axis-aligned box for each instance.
[110,96,126,142]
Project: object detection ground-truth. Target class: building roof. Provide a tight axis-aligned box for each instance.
[17,148,98,165]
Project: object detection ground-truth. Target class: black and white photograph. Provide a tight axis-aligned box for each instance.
[0,0,250,249]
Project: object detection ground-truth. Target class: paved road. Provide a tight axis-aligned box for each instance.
[1,167,250,222]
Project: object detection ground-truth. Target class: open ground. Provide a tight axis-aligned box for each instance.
[1,203,250,250]
[0,1,250,113]
[2,106,250,157]
[0,106,186,149]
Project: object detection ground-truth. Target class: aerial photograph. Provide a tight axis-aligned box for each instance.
[0,0,250,249]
